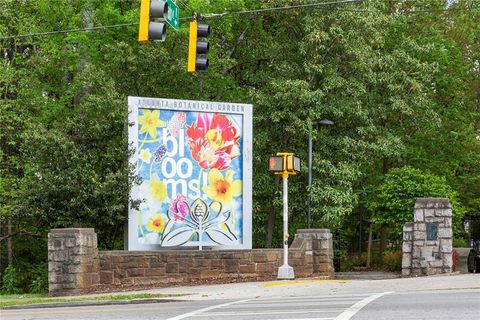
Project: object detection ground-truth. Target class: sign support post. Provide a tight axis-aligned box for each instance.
[269,152,301,280]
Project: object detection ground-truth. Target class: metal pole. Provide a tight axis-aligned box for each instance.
[307,132,313,229]
[283,174,288,266]
[277,172,294,280]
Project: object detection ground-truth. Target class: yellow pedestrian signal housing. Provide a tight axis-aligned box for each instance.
[268,153,301,175]
[138,0,168,43]
[188,13,210,72]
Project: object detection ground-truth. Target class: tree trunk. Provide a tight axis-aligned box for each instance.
[366,222,373,268]
[7,217,13,265]
[380,224,387,254]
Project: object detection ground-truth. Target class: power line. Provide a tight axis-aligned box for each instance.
[0,23,138,40]
[0,0,476,41]
[0,0,363,40]
[202,0,362,18]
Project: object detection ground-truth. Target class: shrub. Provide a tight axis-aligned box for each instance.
[1,265,22,294]
[28,263,48,293]
[383,250,402,272]
[452,249,460,272]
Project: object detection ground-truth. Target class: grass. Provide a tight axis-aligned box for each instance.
[0,293,189,309]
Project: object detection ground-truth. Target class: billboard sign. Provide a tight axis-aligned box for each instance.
[128,97,252,250]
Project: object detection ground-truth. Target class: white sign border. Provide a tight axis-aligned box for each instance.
[127,96,253,250]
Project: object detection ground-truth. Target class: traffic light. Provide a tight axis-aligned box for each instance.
[187,14,211,72]
[138,0,168,43]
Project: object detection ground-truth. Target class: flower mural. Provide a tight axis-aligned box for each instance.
[203,169,242,204]
[138,109,166,138]
[186,113,240,170]
[133,105,246,249]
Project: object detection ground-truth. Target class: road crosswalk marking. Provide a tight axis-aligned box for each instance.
[166,292,392,320]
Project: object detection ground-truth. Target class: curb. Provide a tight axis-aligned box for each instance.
[3,298,187,310]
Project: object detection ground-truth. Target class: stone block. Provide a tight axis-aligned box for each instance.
[424,209,435,218]
[239,264,256,274]
[145,268,166,277]
[210,258,223,269]
[166,263,179,273]
[402,268,411,277]
[438,228,452,238]
[413,231,425,240]
[252,252,267,262]
[440,242,452,253]
[443,218,452,227]
[402,242,412,253]
[416,223,426,232]
[403,232,412,241]
[100,271,113,284]
[314,262,333,273]
[256,263,275,274]
[435,209,452,217]
[421,247,434,259]
[427,259,443,268]
[414,209,424,222]
[200,270,220,279]
[127,268,145,277]
[444,255,453,268]
[413,240,425,247]
[402,254,411,268]
[224,259,239,273]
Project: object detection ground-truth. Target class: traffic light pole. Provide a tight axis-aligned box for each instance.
[278,171,294,280]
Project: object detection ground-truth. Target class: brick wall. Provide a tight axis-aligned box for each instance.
[48,228,333,296]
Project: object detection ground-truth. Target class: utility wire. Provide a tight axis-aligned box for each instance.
[203,0,361,18]
[0,23,138,40]
[0,0,476,40]
[0,0,363,40]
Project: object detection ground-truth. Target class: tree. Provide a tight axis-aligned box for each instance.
[370,166,464,246]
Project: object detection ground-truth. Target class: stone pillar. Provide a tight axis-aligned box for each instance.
[48,228,100,296]
[402,198,453,277]
[402,222,413,276]
[292,229,334,276]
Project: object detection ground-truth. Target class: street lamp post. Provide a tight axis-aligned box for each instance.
[307,119,334,229]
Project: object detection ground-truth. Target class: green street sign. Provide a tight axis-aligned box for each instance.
[166,0,179,30]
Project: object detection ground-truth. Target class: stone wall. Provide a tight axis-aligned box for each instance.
[48,229,100,296]
[402,198,453,276]
[48,228,334,296]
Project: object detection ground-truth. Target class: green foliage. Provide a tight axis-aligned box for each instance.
[370,166,463,243]
[382,250,402,272]
[0,0,479,286]
[28,263,48,294]
[1,266,22,294]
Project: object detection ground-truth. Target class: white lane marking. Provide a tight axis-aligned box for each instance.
[197,309,345,316]
[165,299,249,320]
[334,292,393,320]
[251,293,371,301]
[273,318,334,320]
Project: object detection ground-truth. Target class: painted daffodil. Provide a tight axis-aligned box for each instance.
[149,178,168,203]
[146,214,166,233]
[139,148,152,164]
[138,109,166,138]
[202,169,242,204]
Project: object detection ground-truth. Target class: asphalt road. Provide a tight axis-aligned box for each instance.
[2,288,479,320]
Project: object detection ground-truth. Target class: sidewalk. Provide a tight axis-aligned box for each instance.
[4,272,479,309]
[130,272,480,301]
